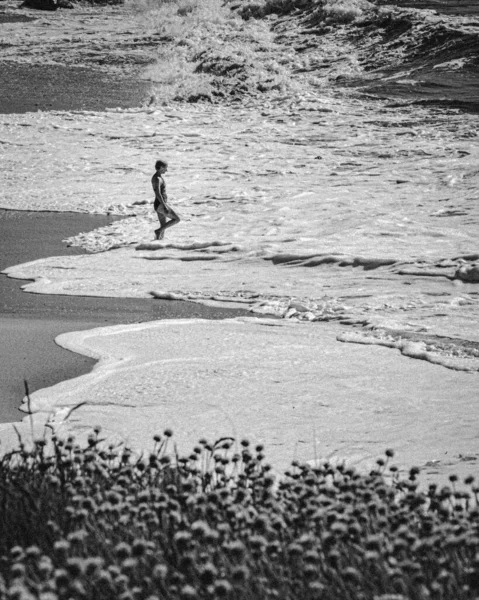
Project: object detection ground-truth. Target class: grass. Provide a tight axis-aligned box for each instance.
[1,427,479,600]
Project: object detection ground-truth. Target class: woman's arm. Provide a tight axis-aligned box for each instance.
[152,174,167,203]
[151,174,162,201]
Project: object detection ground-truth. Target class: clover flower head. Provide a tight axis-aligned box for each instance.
[115,543,132,560]
[213,579,233,598]
[199,563,218,586]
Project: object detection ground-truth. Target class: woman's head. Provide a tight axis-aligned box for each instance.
[155,159,168,171]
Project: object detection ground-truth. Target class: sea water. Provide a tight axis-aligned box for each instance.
[2,0,479,472]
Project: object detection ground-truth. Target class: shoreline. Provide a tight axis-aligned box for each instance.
[0,0,478,484]
[0,210,251,424]
[3,315,478,482]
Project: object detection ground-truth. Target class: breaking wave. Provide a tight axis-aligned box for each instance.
[345,1,479,112]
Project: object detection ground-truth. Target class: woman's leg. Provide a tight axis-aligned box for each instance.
[155,213,166,239]
[160,209,180,237]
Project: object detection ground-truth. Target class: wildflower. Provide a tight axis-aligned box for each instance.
[224,541,246,561]
[191,520,211,540]
[249,535,267,550]
[214,580,233,598]
[199,563,217,586]
[67,529,88,544]
[25,546,41,560]
[8,585,36,600]
[330,522,348,537]
[218,488,230,501]
[112,574,130,594]
[327,549,341,567]
[365,535,383,551]
[303,564,318,581]
[308,582,325,594]
[214,524,229,539]
[87,433,98,447]
[180,585,198,599]
[304,550,320,564]
[53,540,70,556]
[10,547,25,561]
[108,565,122,578]
[106,491,122,505]
[235,488,247,502]
[174,531,193,551]
[179,553,196,571]
[348,522,362,537]
[409,466,420,479]
[263,473,275,487]
[84,557,104,576]
[132,539,148,557]
[73,508,89,523]
[364,551,380,562]
[10,563,26,579]
[288,543,303,557]
[205,529,220,545]
[54,569,70,588]
[66,558,84,578]
[242,450,253,463]
[115,543,132,560]
[298,533,315,549]
[231,565,250,586]
[153,564,168,581]
[121,558,139,574]
[37,558,53,580]
[253,515,270,534]
[342,566,361,585]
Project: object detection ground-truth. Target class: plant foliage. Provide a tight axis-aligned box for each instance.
[1,431,479,599]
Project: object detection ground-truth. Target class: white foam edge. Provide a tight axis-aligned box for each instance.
[0,316,283,445]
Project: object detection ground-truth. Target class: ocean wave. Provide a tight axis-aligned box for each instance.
[345,4,479,111]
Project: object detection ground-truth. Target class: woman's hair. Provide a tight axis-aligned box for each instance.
[155,159,168,170]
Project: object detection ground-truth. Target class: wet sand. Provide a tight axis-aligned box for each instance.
[0,7,151,114]
[0,61,151,114]
[0,210,251,423]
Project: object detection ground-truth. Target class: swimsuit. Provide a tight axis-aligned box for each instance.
[153,175,175,217]
[154,200,175,218]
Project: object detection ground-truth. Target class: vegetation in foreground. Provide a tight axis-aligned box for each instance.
[1,428,479,600]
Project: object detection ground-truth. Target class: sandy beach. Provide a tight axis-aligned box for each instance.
[1,0,479,483]
[0,210,252,421]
